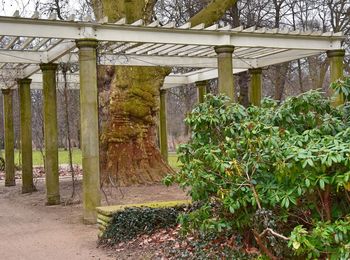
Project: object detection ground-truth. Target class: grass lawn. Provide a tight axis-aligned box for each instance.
[10,149,82,166]
[4,149,181,169]
[168,152,181,169]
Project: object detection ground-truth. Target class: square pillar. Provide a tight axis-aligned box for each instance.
[249,68,262,106]
[76,38,101,224]
[196,80,208,103]
[2,88,15,186]
[327,49,345,106]
[40,63,60,205]
[214,45,235,101]
[18,78,36,193]
[159,89,168,162]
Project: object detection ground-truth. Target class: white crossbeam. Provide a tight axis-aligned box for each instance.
[0,49,257,69]
[257,49,323,67]
[0,16,343,51]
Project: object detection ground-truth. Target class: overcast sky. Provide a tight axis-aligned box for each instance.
[0,1,82,18]
[0,0,36,16]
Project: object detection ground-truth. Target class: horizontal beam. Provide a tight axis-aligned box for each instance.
[0,50,46,63]
[257,49,323,67]
[99,54,257,68]
[0,16,343,51]
[0,49,257,69]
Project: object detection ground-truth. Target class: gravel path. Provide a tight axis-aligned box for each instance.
[0,177,187,260]
[0,180,113,260]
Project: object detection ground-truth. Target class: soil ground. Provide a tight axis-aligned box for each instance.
[0,176,187,260]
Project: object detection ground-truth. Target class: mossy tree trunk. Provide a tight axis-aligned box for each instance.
[94,0,237,186]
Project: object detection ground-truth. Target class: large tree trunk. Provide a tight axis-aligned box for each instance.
[98,66,172,186]
[94,0,237,186]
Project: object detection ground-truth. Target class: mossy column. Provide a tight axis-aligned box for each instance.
[159,89,168,162]
[327,49,345,107]
[18,78,35,193]
[249,68,262,106]
[196,80,208,103]
[214,45,235,101]
[76,39,101,224]
[40,63,60,205]
[2,89,15,186]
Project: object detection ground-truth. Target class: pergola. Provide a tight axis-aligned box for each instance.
[0,13,345,223]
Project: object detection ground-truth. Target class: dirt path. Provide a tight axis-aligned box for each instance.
[0,177,187,260]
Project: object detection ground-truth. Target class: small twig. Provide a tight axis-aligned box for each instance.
[259,228,290,241]
[101,185,110,205]
[108,174,125,198]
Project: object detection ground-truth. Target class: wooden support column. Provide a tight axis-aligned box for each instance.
[159,89,168,162]
[196,80,208,103]
[76,39,100,224]
[2,89,15,186]
[40,63,60,205]
[18,78,36,193]
[214,45,235,101]
[249,68,262,106]
[327,49,345,106]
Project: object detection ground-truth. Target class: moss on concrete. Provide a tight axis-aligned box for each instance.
[97,200,191,217]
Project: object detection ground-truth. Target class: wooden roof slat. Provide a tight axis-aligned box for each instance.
[219,25,232,31]
[243,26,256,33]
[147,44,174,55]
[231,26,243,32]
[162,21,175,28]
[197,50,216,57]
[167,45,197,56]
[131,19,144,26]
[253,49,289,59]
[158,45,185,55]
[32,38,51,51]
[191,23,205,30]
[147,20,159,27]
[179,22,191,29]
[205,24,219,31]
[125,43,153,54]
[4,37,19,49]
[136,43,163,55]
[45,38,64,52]
[20,37,35,50]
[114,43,140,53]
[187,47,213,57]
[178,46,208,56]
[238,48,271,59]
[115,18,126,25]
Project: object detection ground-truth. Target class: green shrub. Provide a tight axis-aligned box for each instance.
[165,89,350,259]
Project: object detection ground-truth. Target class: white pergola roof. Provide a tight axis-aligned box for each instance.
[0,13,344,89]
